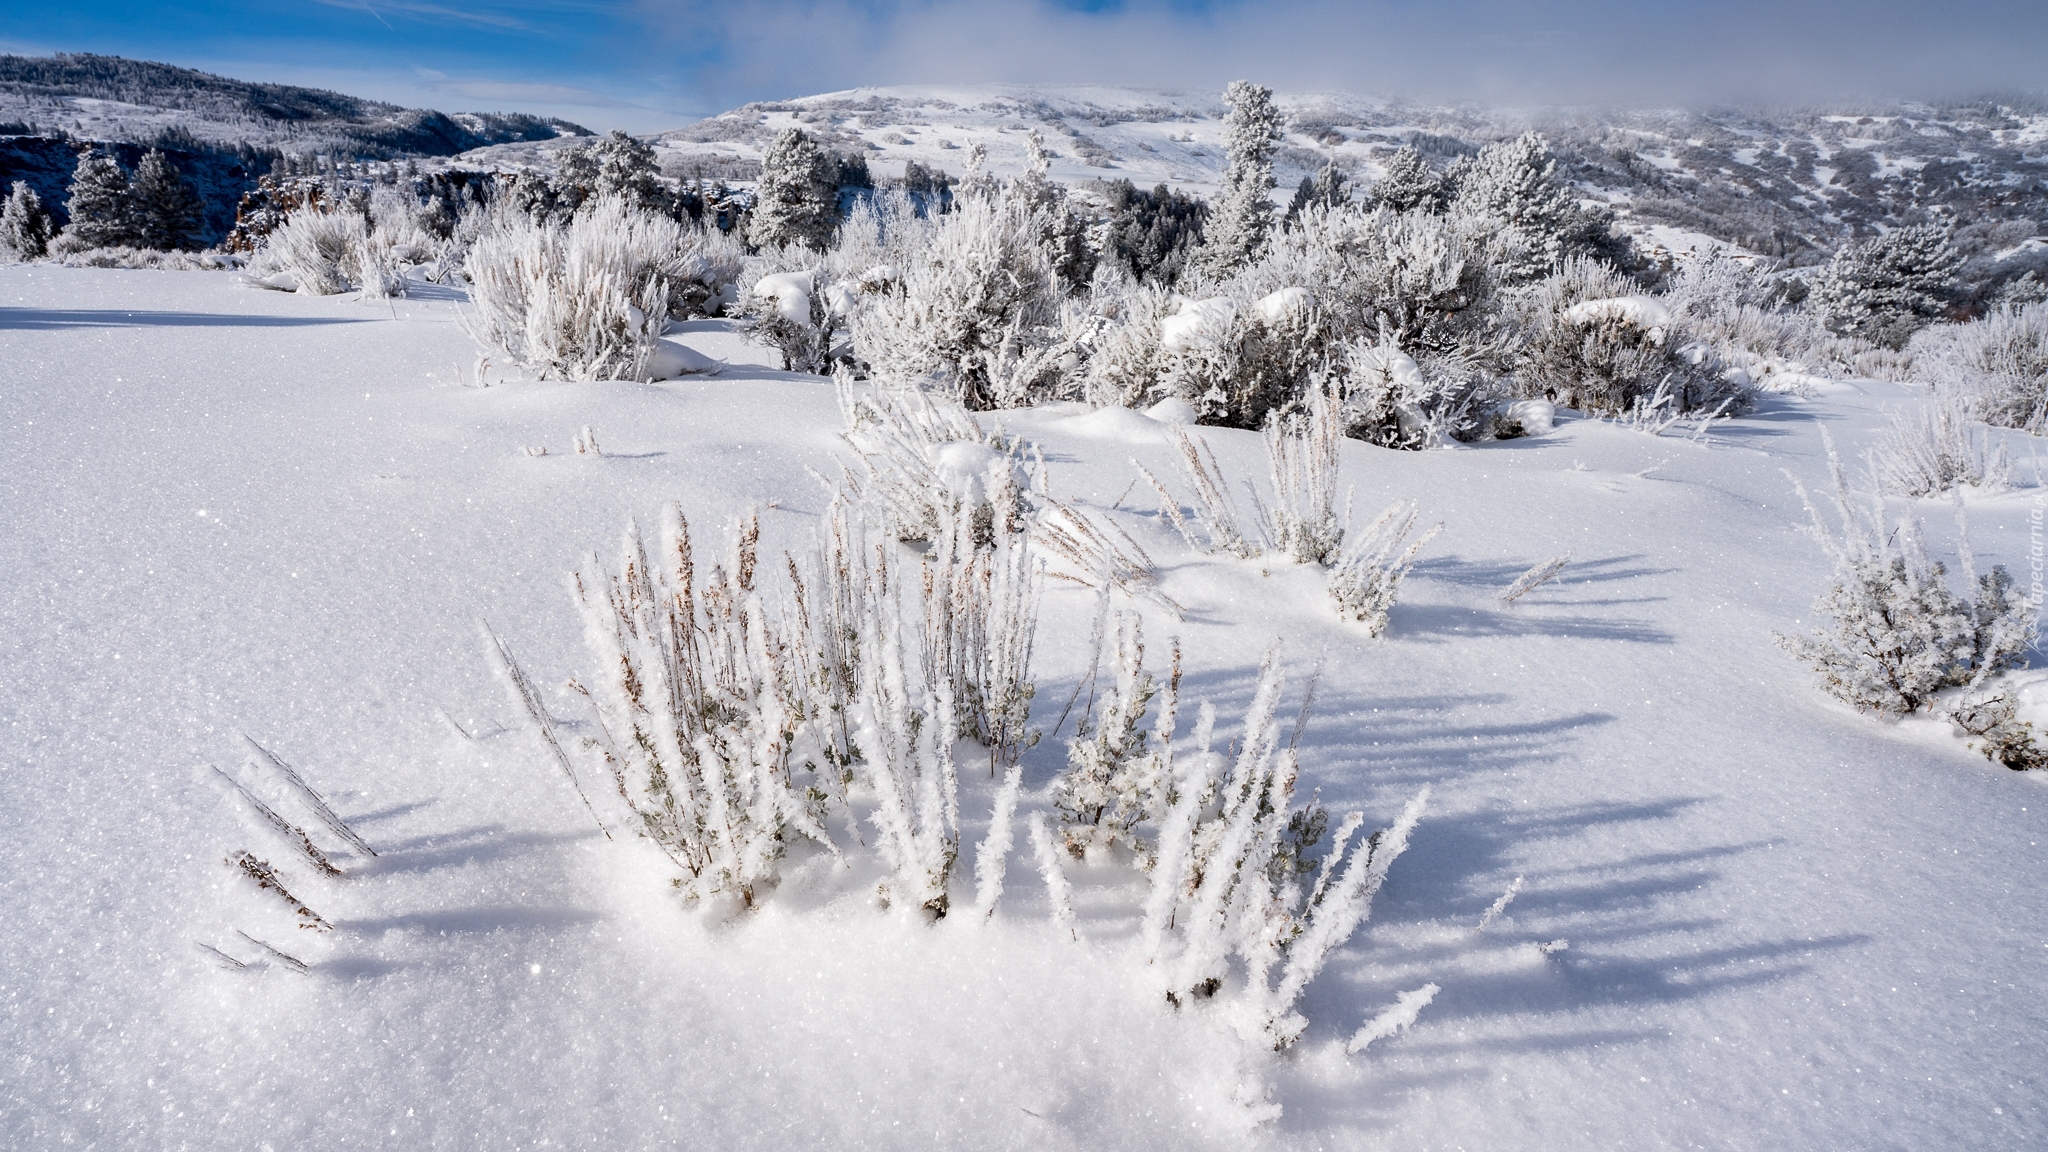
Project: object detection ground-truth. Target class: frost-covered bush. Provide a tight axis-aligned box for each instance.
[1662,254,1850,387]
[1869,396,2010,498]
[849,193,1063,408]
[1133,650,1431,1049]
[548,510,838,909]
[1330,340,1490,448]
[1142,390,1441,629]
[1516,256,1741,416]
[265,207,367,295]
[1809,224,1963,350]
[1328,502,1439,636]
[1054,613,1171,859]
[1910,304,2048,433]
[1777,437,2034,715]
[740,258,839,373]
[462,195,689,380]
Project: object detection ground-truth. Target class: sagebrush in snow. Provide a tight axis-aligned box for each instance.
[1869,396,2010,498]
[1911,304,2048,434]
[1777,435,2035,715]
[266,207,366,295]
[1945,693,2048,771]
[1516,257,1742,417]
[1328,503,1440,636]
[562,508,836,908]
[1054,614,1175,858]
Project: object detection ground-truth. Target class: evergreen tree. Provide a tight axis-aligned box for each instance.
[65,148,138,248]
[129,148,204,250]
[556,130,669,215]
[1809,224,1964,349]
[0,181,55,259]
[1283,163,1349,228]
[1446,132,1580,282]
[1196,80,1285,276]
[748,127,838,251]
[1367,145,1442,214]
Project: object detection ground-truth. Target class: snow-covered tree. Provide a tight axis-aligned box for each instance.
[64,149,137,248]
[749,127,839,251]
[1446,133,1595,283]
[556,130,669,216]
[129,149,204,251]
[1195,80,1285,277]
[1809,224,1963,349]
[1367,145,1443,214]
[0,181,54,259]
[1283,164,1349,228]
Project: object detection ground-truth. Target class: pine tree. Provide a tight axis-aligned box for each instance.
[1446,133,1581,282]
[65,148,138,248]
[1196,80,1285,277]
[1,181,55,259]
[1283,163,1349,228]
[748,127,838,251]
[1809,224,1963,349]
[557,130,669,216]
[129,149,204,250]
[1367,145,1442,214]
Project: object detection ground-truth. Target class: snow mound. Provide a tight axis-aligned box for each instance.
[928,440,1021,505]
[1351,345,1426,393]
[1159,296,1237,352]
[1146,397,1199,425]
[1564,295,1672,338]
[644,338,722,380]
[1506,398,1556,434]
[1254,287,1314,324]
[753,271,814,326]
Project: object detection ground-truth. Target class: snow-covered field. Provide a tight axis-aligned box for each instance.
[3,265,2046,1149]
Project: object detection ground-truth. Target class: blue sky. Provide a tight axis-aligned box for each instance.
[3,1,2043,133]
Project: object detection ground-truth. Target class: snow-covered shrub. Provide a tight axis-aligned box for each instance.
[1257,384,1346,565]
[740,259,838,373]
[555,509,837,908]
[1910,304,2048,432]
[849,192,1063,408]
[1330,340,1486,448]
[835,373,1025,545]
[52,245,236,271]
[1777,436,2034,715]
[1328,502,1439,637]
[1,181,55,259]
[1139,649,1431,1049]
[462,195,689,381]
[1516,256,1740,417]
[1075,280,1177,409]
[1141,396,1440,631]
[1869,396,2010,497]
[1945,693,2048,771]
[265,206,367,295]
[1809,224,1963,350]
[1054,613,1173,858]
[1663,254,1847,387]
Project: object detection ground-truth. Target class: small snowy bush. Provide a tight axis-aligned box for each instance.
[266,207,366,295]
[1869,396,2010,498]
[1053,613,1172,858]
[1777,436,2035,716]
[1911,304,2048,433]
[462,196,689,381]
[1516,256,1741,417]
[1328,503,1440,637]
[850,193,1063,408]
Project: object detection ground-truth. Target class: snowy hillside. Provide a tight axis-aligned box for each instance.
[633,84,2048,270]
[3,263,2045,1148]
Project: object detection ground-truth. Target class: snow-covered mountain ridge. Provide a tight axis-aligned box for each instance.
[631,83,2048,269]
